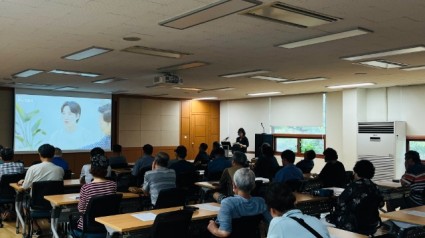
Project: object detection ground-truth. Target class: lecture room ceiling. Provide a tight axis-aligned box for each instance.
[1,0,425,100]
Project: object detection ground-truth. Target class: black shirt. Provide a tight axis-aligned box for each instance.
[296,159,314,174]
[236,136,249,153]
[194,151,210,165]
[319,160,347,188]
[254,155,279,179]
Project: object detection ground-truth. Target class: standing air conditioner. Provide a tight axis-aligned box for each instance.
[357,121,406,181]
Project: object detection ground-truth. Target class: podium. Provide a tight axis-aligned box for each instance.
[255,134,273,157]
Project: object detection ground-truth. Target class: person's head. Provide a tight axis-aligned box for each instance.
[261,143,274,157]
[54,147,62,157]
[154,152,170,168]
[112,144,122,154]
[90,154,109,179]
[143,144,153,155]
[323,148,338,162]
[232,151,248,167]
[90,147,105,157]
[38,144,55,160]
[175,145,187,160]
[215,147,225,157]
[199,143,208,152]
[265,182,296,217]
[304,150,316,161]
[61,101,81,129]
[404,150,421,169]
[98,103,111,135]
[237,128,246,137]
[353,160,375,180]
[0,148,14,162]
[212,141,221,150]
[233,168,255,194]
[281,150,296,166]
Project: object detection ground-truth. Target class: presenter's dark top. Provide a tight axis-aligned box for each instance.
[236,136,249,153]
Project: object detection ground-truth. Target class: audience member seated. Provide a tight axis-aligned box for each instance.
[254,143,279,180]
[108,144,128,169]
[80,147,112,184]
[72,154,117,236]
[129,152,176,206]
[52,147,69,171]
[213,151,248,203]
[274,150,303,184]
[207,168,272,237]
[296,150,316,174]
[169,145,196,175]
[401,150,425,208]
[132,144,155,177]
[194,143,210,169]
[327,160,383,235]
[209,141,221,160]
[318,148,347,188]
[205,148,231,181]
[0,148,24,181]
[265,182,330,238]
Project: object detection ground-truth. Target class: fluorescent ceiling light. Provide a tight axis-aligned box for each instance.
[15,82,51,87]
[200,87,235,92]
[49,69,100,78]
[248,91,281,96]
[63,47,112,61]
[160,0,261,30]
[401,65,425,71]
[92,78,124,84]
[194,97,218,100]
[278,28,372,49]
[158,61,209,72]
[281,77,327,84]
[250,75,288,82]
[55,86,78,91]
[173,86,202,91]
[327,83,375,89]
[13,69,44,78]
[358,60,406,69]
[122,46,190,59]
[220,70,270,78]
[341,45,425,61]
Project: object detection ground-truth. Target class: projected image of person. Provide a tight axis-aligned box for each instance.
[50,101,91,149]
[81,103,111,150]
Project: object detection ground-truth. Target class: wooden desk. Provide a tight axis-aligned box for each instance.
[294,192,328,204]
[380,205,425,226]
[195,181,220,190]
[96,203,220,234]
[328,227,367,238]
[112,168,132,175]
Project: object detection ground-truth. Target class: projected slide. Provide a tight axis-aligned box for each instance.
[14,94,111,152]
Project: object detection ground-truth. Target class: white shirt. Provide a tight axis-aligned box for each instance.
[80,164,112,184]
[22,161,64,189]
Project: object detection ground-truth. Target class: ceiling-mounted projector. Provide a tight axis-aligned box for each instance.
[153,73,182,85]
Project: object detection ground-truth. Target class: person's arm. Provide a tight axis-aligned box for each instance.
[21,168,33,189]
[208,199,232,237]
[208,220,231,237]
[132,161,140,177]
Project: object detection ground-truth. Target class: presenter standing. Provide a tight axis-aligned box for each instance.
[235,128,249,153]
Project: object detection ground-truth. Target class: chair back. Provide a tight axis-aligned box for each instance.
[229,214,263,238]
[31,181,64,210]
[176,171,198,189]
[299,179,324,193]
[83,193,123,234]
[207,171,222,181]
[0,173,24,200]
[116,173,134,192]
[345,171,354,184]
[151,209,193,238]
[285,180,303,192]
[154,188,186,209]
[354,194,382,235]
[136,167,151,187]
[63,169,73,179]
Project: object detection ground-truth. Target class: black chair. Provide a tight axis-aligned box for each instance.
[299,178,324,193]
[399,226,425,238]
[115,172,134,192]
[345,171,354,185]
[227,214,263,238]
[354,194,382,235]
[154,188,187,209]
[285,180,303,192]
[0,173,24,228]
[136,167,151,187]
[70,193,123,238]
[206,171,223,181]
[151,209,193,238]
[64,169,73,180]
[176,171,201,203]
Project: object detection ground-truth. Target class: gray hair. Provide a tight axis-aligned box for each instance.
[233,168,255,193]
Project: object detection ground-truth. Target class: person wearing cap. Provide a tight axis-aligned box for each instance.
[0,147,24,182]
[132,144,155,176]
[72,154,117,236]
[169,145,196,176]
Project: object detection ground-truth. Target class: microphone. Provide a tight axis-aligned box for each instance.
[261,123,265,133]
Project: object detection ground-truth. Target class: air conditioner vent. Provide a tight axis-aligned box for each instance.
[358,122,394,134]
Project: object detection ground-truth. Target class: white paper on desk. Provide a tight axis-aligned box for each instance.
[132,213,157,221]
[255,177,270,183]
[195,204,220,212]
[402,210,425,217]
[69,195,80,200]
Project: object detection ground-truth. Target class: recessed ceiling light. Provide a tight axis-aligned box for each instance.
[341,45,425,61]
[220,70,270,78]
[278,28,372,48]
[358,60,406,69]
[247,91,281,96]
[92,78,124,84]
[159,0,261,30]
[62,47,112,61]
[281,77,327,84]
[122,46,190,59]
[13,69,44,78]
[157,61,209,72]
[200,87,235,92]
[49,69,100,78]
[401,65,425,71]
[194,97,218,100]
[122,36,141,41]
[173,86,202,91]
[250,75,288,82]
[326,82,375,89]
[54,86,78,91]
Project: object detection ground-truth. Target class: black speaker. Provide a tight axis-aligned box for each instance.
[255,134,273,157]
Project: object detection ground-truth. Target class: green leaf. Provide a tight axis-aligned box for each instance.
[25,109,40,122]
[15,104,26,121]
[16,135,24,143]
[32,129,41,136]
[31,118,42,132]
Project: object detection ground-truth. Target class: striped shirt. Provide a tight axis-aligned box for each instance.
[142,167,176,205]
[77,180,117,230]
[0,162,24,181]
[401,163,425,206]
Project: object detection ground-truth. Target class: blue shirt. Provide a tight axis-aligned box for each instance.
[217,195,272,233]
[51,156,69,171]
[268,209,330,238]
[274,164,303,183]
[132,155,155,176]
[206,156,231,178]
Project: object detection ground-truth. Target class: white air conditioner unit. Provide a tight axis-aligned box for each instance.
[357,121,406,181]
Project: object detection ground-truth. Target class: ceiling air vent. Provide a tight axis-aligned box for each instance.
[245,1,340,28]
